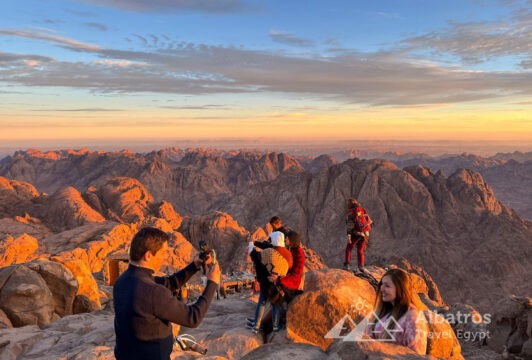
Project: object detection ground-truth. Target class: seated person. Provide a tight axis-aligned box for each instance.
[366,268,428,355]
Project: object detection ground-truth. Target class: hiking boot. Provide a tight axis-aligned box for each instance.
[358,266,369,274]
[246,317,255,323]
[266,326,281,343]
[245,322,255,329]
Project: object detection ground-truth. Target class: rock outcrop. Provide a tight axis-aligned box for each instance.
[42,222,136,273]
[287,269,376,350]
[487,296,531,358]
[423,311,463,359]
[0,234,39,267]
[0,260,86,327]
[24,259,78,318]
[220,159,531,312]
[0,312,115,360]
[0,176,39,217]
[51,257,102,313]
[34,186,106,231]
[181,212,250,273]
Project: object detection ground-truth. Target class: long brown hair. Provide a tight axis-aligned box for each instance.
[371,268,422,338]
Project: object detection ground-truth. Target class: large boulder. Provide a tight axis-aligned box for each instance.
[287,269,376,350]
[0,265,55,327]
[0,233,39,267]
[51,257,101,313]
[25,259,78,318]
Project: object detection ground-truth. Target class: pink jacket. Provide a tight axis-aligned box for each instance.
[366,307,428,355]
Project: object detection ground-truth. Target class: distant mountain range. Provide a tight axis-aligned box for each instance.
[0,148,530,312]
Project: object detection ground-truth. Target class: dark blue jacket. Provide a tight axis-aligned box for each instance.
[113,263,217,360]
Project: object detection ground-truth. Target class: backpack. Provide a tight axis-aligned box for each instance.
[348,207,372,232]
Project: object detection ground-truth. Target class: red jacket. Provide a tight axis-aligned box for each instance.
[280,246,305,290]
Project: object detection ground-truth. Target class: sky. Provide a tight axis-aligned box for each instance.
[0,0,531,150]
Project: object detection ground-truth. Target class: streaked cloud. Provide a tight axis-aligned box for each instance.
[83,22,108,31]
[269,29,315,47]
[34,19,65,25]
[402,8,532,66]
[0,29,100,52]
[75,0,257,13]
[31,108,124,112]
[0,51,53,64]
[1,29,531,106]
[91,59,146,67]
[159,105,231,110]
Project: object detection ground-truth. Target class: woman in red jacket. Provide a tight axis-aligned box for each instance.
[268,230,305,332]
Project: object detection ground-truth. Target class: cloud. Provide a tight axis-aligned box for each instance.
[83,22,108,31]
[132,34,148,46]
[91,59,146,67]
[0,51,53,64]
[75,0,257,13]
[1,30,531,106]
[0,29,100,52]
[520,57,532,68]
[34,19,65,25]
[31,108,124,112]
[269,29,315,47]
[159,105,231,110]
[402,8,532,65]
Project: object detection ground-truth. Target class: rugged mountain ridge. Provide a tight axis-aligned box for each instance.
[0,150,530,312]
[392,153,532,219]
[216,158,531,311]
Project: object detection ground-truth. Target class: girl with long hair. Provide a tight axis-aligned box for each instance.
[367,268,429,355]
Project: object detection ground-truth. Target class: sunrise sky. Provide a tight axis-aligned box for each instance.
[1,0,531,148]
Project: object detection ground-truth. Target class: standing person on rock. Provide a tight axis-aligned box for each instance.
[113,227,220,360]
[344,198,372,273]
[366,268,428,355]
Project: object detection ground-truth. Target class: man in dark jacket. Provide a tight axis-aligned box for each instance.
[113,227,220,360]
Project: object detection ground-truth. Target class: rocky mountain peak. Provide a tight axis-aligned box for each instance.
[447,168,504,215]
